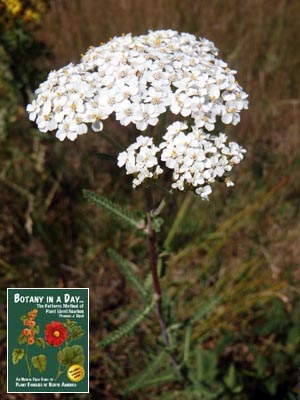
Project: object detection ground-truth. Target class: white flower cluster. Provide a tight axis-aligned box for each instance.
[117,136,163,188]
[27,30,248,199]
[27,29,248,140]
[118,122,246,200]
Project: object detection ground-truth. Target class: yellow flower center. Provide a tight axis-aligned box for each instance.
[53,330,61,337]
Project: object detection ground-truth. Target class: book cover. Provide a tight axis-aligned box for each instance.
[7,288,89,393]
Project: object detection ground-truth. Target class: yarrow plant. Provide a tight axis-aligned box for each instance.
[27,30,248,395]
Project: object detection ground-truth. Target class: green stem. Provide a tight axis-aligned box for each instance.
[55,341,69,381]
[55,365,67,381]
[152,182,173,196]
[55,356,62,381]
[24,345,31,377]
[150,195,167,218]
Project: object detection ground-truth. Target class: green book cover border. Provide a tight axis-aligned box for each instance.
[7,288,89,393]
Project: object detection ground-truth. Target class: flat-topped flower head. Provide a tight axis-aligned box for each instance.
[27,30,248,140]
[27,30,248,199]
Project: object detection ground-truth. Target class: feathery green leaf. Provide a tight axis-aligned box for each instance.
[143,369,179,389]
[83,189,146,231]
[99,297,156,349]
[107,248,149,300]
[123,351,168,396]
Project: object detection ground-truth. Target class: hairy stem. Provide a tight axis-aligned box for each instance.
[147,215,180,371]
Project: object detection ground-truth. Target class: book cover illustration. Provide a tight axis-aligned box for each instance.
[7,288,89,393]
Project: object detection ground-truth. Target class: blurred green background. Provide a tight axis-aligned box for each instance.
[1,0,300,399]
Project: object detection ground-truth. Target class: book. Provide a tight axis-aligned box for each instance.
[7,288,89,393]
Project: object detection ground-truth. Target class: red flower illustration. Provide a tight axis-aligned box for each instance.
[45,321,68,347]
[27,335,35,345]
[24,319,36,327]
[22,328,32,336]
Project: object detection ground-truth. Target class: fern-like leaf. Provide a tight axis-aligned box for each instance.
[107,248,149,300]
[83,189,146,231]
[123,351,168,396]
[99,297,156,349]
[143,369,179,389]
